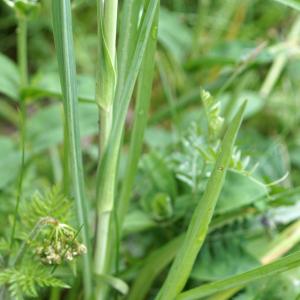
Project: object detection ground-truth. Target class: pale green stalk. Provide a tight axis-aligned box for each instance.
[155,101,247,300]
[94,0,118,280]
[260,16,300,98]
[51,1,92,298]
[94,1,159,299]
[94,1,118,299]
[96,0,118,153]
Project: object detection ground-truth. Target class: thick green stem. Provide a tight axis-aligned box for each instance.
[94,1,118,299]
[94,1,159,299]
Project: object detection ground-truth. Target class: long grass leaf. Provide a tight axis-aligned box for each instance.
[51,1,91,298]
[116,0,142,102]
[155,101,247,300]
[94,1,159,299]
[176,251,300,300]
[117,3,159,227]
[271,0,300,10]
[128,235,183,300]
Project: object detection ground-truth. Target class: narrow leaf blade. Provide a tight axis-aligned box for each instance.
[155,100,247,300]
[177,251,300,300]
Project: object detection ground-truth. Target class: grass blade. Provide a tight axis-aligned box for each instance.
[128,235,183,300]
[176,251,300,300]
[155,100,247,300]
[51,1,92,298]
[94,1,159,299]
[116,0,142,102]
[270,0,300,11]
[117,3,159,227]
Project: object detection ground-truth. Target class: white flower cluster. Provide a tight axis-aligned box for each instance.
[35,222,87,265]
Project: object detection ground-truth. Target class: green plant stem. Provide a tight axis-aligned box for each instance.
[51,1,92,298]
[94,1,118,299]
[155,101,246,300]
[96,0,118,154]
[50,288,61,300]
[94,2,159,299]
[17,16,28,88]
[176,251,300,300]
[50,147,63,184]
[10,14,28,250]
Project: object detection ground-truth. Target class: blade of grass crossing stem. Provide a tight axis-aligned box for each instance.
[155,101,247,300]
[116,0,142,102]
[51,1,92,299]
[270,0,300,11]
[176,251,300,300]
[205,217,300,300]
[117,4,159,227]
[94,1,159,299]
[128,235,183,300]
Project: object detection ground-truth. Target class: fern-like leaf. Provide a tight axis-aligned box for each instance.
[0,265,69,300]
[21,186,73,229]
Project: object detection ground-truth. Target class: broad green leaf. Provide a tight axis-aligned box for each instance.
[176,251,300,300]
[141,152,177,198]
[0,137,20,189]
[123,210,157,234]
[155,101,247,300]
[27,103,98,153]
[192,239,260,281]
[128,235,184,300]
[271,0,300,11]
[0,53,20,101]
[25,72,95,103]
[216,171,268,214]
[158,8,192,62]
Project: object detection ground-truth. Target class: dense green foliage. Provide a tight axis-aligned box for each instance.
[1,0,300,299]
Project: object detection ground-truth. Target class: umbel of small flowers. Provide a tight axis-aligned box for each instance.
[35,219,87,265]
